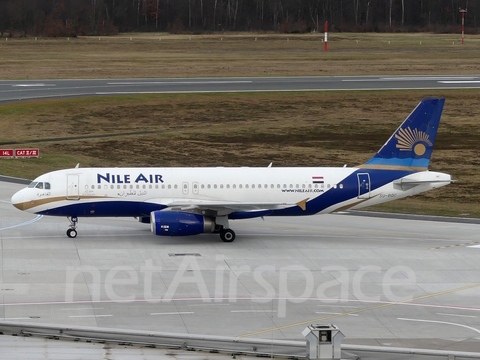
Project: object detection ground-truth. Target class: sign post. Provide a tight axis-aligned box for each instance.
[324,21,328,51]
[15,149,39,158]
[0,149,14,158]
[459,9,467,44]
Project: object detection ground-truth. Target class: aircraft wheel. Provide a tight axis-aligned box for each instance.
[220,229,235,242]
[67,229,77,238]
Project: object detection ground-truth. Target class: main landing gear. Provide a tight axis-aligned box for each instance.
[214,216,236,242]
[66,216,78,238]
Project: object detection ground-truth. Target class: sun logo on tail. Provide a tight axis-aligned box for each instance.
[395,127,433,156]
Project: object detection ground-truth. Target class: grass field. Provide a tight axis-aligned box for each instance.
[1,33,480,79]
[1,33,479,218]
[1,90,479,217]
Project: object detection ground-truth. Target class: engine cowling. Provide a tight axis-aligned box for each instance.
[150,211,215,236]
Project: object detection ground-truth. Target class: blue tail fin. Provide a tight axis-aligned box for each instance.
[362,98,445,170]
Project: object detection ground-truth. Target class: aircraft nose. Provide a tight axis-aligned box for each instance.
[11,189,25,211]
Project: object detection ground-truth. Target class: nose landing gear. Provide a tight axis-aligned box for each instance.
[67,216,78,238]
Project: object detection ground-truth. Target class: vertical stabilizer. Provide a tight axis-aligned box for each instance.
[361,98,445,170]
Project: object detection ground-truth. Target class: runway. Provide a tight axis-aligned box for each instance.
[1,75,480,103]
[1,181,480,352]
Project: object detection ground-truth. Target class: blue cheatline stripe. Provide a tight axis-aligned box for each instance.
[0,215,43,231]
[271,168,413,216]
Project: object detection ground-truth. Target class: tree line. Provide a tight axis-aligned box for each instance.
[0,0,476,37]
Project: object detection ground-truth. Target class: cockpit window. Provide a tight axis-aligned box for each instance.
[45,182,51,190]
[28,182,38,188]
[35,182,44,189]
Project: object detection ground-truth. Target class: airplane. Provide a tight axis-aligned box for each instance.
[11,98,453,242]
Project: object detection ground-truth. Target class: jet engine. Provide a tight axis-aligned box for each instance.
[150,211,215,236]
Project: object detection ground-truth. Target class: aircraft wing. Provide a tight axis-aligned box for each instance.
[151,198,309,216]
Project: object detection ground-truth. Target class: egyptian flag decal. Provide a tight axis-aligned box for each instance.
[312,176,324,184]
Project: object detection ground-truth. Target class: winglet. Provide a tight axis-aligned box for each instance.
[296,198,309,211]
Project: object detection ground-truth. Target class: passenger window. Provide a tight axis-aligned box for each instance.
[35,182,44,189]
[174,185,178,189]
[45,182,51,190]
[245,184,249,189]
[239,184,242,189]
[98,185,101,189]
[136,185,139,189]
[214,184,217,189]
[296,184,299,189]
[143,185,146,189]
[91,185,95,189]
[130,185,133,189]
[232,184,236,189]
[155,184,159,189]
[289,184,293,188]
[308,184,312,188]
[252,184,255,189]
[118,185,121,189]
[208,184,211,189]
[302,184,305,189]
[168,185,171,189]
[226,184,230,189]
[277,184,280,188]
[123,185,127,189]
[161,184,165,189]
[201,184,205,189]
[111,185,114,189]
[339,184,344,189]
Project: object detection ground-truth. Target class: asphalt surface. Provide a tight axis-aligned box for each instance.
[1,75,480,103]
[2,181,480,354]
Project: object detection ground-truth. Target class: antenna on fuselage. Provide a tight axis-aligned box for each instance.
[75,163,80,169]
[268,162,273,168]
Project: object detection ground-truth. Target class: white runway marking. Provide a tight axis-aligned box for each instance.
[231,310,277,313]
[437,313,477,318]
[315,311,359,316]
[69,314,113,318]
[150,312,194,315]
[60,308,104,311]
[439,81,480,84]
[0,215,42,231]
[398,318,480,335]
[468,245,480,249]
[107,81,252,85]
[317,304,359,308]
[343,77,477,82]
[11,84,56,87]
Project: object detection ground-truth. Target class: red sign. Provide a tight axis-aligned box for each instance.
[0,149,14,158]
[15,148,39,158]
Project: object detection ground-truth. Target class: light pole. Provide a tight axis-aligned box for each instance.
[459,8,467,44]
